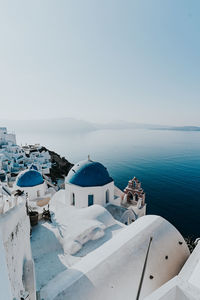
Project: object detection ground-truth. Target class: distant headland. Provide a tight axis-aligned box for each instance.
[0,118,200,134]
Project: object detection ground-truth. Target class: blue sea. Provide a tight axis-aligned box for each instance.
[17,128,200,238]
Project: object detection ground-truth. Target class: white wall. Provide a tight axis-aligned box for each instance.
[65,182,114,208]
[0,202,36,300]
[0,127,7,134]
[0,231,13,300]
[145,242,200,300]
[16,182,47,201]
[40,215,190,300]
[0,131,16,145]
[6,133,16,145]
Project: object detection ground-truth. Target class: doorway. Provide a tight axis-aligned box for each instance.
[88,194,94,206]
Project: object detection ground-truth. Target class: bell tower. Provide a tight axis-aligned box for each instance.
[121,177,145,207]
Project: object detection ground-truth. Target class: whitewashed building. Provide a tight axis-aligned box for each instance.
[65,157,146,223]
[15,168,47,199]
[65,158,114,208]
[0,127,16,146]
[0,128,52,180]
[0,199,36,300]
[14,167,55,211]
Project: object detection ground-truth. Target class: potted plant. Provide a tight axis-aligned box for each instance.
[28,207,39,226]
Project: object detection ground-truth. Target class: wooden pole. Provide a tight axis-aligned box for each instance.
[136,236,153,300]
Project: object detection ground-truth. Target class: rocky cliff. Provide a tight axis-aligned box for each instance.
[39,147,73,182]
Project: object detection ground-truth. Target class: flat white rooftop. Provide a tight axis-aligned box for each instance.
[31,199,124,291]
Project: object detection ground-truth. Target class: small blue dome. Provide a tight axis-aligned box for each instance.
[66,160,113,187]
[16,169,44,187]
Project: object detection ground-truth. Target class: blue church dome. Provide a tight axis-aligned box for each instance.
[66,159,113,187]
[16,169,44,187]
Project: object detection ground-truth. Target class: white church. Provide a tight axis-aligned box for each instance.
[14,165,55,213]
[65,157,114,208]
[64,156,146,224]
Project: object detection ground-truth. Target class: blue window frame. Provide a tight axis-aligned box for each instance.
[88,194,94,206]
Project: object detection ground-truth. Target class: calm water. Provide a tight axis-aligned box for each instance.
[17,129,200,238]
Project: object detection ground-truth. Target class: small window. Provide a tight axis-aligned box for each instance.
[72,193,75,206]
[106,189,109,204]
[37,190,40,197]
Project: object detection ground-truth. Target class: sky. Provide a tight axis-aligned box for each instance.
[0,0,199,125]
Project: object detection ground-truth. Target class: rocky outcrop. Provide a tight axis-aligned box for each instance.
[39,147,73,182]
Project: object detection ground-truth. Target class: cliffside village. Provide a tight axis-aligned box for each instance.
[0,128,200,300]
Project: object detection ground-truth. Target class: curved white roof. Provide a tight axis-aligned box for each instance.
[40,214,190,300]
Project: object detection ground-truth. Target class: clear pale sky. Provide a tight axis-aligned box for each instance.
[0,0,199,125]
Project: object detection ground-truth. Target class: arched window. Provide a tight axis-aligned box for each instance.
[106,189,109,204]
[127,192,133,204]
[72,193,75,206]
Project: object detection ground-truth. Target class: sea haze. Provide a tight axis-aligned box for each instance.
[4,119,200,238]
